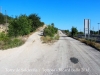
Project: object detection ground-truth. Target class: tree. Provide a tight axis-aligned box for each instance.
[51,23,54,27]
[28,14,44,31]
[71,27,78,37]
[90,30,98,35]
[8,15,32,37]
[0,13,5,24]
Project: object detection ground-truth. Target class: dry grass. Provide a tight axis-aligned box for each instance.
[41,34,59,43]
[41,36,53,43]
[54,34,59,40]
[0,32,28,50]
[75,37,100,51]
[0,38,25,50]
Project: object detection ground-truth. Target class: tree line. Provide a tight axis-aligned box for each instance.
[64,27,100,38]
[63,27,83,37]
[0,13,44,37]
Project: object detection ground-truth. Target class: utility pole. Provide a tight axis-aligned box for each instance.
[0,6,2,13]
[5,10,7,24]
[98,23,100,35]
[0,7,1,13]
[93,27,94,35]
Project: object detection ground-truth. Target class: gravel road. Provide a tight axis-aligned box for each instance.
[0,30,100,75]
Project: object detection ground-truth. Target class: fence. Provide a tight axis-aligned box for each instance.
[77,34,100,43]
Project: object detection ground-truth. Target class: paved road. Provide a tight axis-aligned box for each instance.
[0,30,100,75]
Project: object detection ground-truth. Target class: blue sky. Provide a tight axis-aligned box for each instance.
[0,0,100,31]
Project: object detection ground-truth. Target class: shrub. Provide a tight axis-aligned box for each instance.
[0,32,9,42]
[6,38,24,48]
[71,27,78,37]
[8,15,32,37]
[0,32,24,50]
[77,38,100,51]
[43,23,58,37]
[0,38,24,50]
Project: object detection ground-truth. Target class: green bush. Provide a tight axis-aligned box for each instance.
[41,23,59,43]
[8,14,44,37]
[8,15,32,37]
[71,27,78,37]
[28,14,44,32]
[0,32,24,49]
[0,32,9,42]
[43,23,58,37]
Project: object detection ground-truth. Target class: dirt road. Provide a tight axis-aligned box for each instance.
[0,30,100,75]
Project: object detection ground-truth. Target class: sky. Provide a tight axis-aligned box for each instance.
[0,0,100,31]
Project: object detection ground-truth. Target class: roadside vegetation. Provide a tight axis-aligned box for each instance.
[63,26,100,51]
[0,32,25,49]
[0,13,44,50]
[63,27,78,37]
[41,23,59,43]
[70,27,78,37]
[74,37,100,51]
[8,14,44,37]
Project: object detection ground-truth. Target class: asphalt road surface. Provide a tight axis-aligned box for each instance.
[0,30,100,75]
